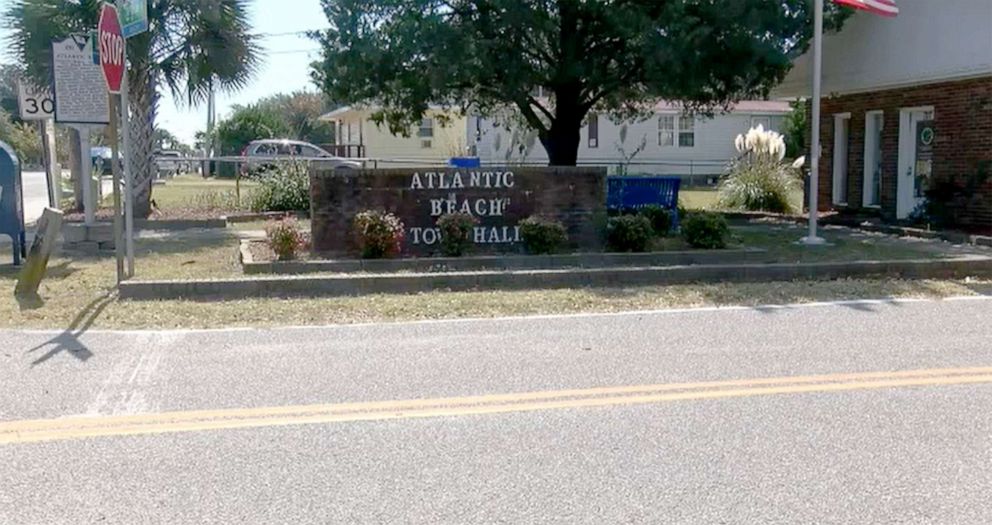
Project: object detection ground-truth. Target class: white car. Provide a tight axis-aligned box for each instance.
[155,150,185,178]
[241,139,362,174]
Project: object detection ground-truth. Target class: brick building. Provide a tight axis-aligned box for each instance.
[775,0,991,232]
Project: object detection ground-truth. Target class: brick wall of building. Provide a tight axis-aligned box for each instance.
[310,167,606,257]
[816,76,991,230]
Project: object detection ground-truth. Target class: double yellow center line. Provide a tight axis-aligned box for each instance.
[3,366,992,445]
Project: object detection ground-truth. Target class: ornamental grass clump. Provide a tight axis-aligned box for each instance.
[718,125,804,214]
[353,210,405,259]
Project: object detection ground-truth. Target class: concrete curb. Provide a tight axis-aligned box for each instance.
[240,241,768,275]
[119,255,992,301]
[223,211,308,224]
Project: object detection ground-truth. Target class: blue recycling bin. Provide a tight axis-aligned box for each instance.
[0,141,26,265]
[448,156,481,168]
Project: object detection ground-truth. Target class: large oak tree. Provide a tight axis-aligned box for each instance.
[312,0,848,165]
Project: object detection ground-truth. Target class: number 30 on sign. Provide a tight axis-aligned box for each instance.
[17,81,54,121]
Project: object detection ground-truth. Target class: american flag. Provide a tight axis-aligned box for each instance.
[834,0,899,17]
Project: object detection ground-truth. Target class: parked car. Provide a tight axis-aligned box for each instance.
[240,139,362,175]
[155,150,185,178]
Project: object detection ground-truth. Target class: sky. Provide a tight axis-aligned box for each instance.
[1,0,329,145]
[157,0,329,144]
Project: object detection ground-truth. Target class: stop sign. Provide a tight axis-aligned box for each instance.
[98,4,125,94]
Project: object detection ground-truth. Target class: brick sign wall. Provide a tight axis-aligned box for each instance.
[310,167,606,257]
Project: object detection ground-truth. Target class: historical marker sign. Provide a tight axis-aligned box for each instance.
[118,0,149,38]
[52,35,110,124]
[17,81,55,121]
[98,4,126,94]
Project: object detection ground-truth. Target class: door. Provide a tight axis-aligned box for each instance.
[897,108,934,219]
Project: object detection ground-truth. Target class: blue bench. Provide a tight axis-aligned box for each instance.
[606,176,682,230]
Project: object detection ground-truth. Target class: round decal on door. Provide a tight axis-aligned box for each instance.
[920,126,935,146]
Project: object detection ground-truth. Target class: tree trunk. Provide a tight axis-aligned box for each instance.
[541,88,584,167]
[541,122,581,166]
[68,127,83,211]
[127,67,158,218]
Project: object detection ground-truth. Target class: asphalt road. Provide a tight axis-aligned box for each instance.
[1,297,991,523]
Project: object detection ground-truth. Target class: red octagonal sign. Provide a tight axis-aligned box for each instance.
[98,3,125,94]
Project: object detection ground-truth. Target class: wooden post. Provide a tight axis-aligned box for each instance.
[14,208,63,298]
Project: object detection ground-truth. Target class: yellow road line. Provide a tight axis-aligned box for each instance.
[2,366,991,445]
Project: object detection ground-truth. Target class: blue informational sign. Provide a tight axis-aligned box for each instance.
[0,141,26,265]
[118,0,149,38]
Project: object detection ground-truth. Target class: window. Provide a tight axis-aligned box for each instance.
[678,114,695,147]
[751,116,771,130]
[658,115,675,146]
[418,117,434,138]
[417,117,434,148]
[587,113,599,148]
[863,111,883,207]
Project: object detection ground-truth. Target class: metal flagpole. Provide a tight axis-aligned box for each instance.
[801,0,827,245]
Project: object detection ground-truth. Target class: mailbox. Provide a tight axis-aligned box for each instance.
[0,141,26,265]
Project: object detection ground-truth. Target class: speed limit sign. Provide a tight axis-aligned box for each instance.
[17,80,55,121]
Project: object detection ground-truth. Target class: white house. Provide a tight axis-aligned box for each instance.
[320,101,791,180]
[468,101,791,179]
[774,0,991,228]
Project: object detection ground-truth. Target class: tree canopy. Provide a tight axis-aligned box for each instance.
[312,0,849,165]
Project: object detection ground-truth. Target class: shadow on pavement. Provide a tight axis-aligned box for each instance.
[25,294,113,366]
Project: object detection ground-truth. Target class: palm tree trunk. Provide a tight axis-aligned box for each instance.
[127,66,158,218]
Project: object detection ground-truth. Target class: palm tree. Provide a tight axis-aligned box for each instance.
[3,0,259,216]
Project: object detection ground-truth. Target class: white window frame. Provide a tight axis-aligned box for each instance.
[862,110,884,208]
[751,116,771,130]
[678,114,695,148]
[658,114,675,147]
[832,113,852,206]
[418,117,434,138]
[418,117,434,149]
[587,113,599,148]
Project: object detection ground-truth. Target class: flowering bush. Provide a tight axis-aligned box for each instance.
[265,217,308,261]
[519,216,568,254]
[436,212,479,257]
[718,125,805,214]
[353,210,405,259]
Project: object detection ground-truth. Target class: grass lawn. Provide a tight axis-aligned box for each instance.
[148,175,257,219]
[679,187,804,213]
[679,188,721,210]
[2,220,989,330]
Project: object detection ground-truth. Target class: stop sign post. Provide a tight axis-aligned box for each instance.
[98,3,127,283]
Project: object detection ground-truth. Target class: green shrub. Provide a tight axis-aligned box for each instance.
[681,212,730,249]
[248,161,310,212]
[353,210,405,259]
[436,212,478,257]
[519,216,568,254]
[638,205,672,237]
[264,217,308,261]
[606,215,653,252]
